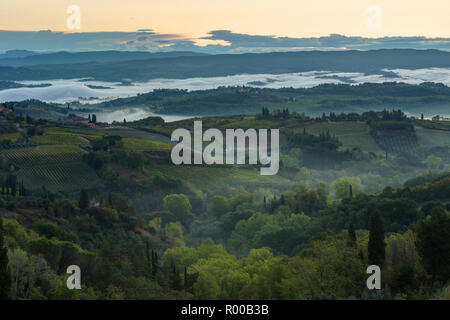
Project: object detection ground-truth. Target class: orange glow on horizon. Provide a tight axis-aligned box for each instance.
[0,0,449,38]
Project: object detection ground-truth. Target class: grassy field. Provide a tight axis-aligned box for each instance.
[122,137,172,151]
[45,126,105,137]
[30,133,88,146]
[414,120,450,131]
[132,126,173,137]
[0,132,22,143]
[27,126,106,146]
[415,125,450,148]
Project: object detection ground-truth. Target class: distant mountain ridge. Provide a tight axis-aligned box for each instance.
[0,50,38,59]
[0,49,449,82]
[0,50,208,67]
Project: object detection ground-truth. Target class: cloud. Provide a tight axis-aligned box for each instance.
[201,30,450,53]
[0,30,449,54]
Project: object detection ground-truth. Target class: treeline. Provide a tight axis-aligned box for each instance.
[285,129,359,168]
[1,171,450,299]
[0,174,26,197]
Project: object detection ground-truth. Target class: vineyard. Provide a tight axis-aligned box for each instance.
[2,145,101,192]
[373,131,419,155]
[369,122,419,155]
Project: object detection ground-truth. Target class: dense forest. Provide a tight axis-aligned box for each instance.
[1,104,450,300]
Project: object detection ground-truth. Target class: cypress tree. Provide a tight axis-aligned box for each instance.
[0,216,11,299]
[347,223,357,248]
[171,264,182,290]
[10,181,16,197]
[368,210,386,267]
[79,189,89,211]
[184,267,188,290]
[19,180,25,197]
[146,241,150,267]
[151,250,158,277]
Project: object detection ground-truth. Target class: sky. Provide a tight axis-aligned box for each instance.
[1,0,450,39]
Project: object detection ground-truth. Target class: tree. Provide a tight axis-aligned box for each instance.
[193,272,220,299]
[151,250,159,278]
[347,223,357,248]
[333,176,361,199]
[79,189,89,211]
[8,174,17,197]
[92,114,97,124]
[368,210,386,268]
[424,155,442,172]
[416,209,450,282]
[210,195,230,217]
[296,167,312,187]
[163,194,193,225]
[0,216,12,299]
[170,263,182,290]
[108,192,113,206]
[164,222,185,247]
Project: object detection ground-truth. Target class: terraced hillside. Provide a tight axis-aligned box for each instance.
[291,122,383,154]
[369,121,419,155]
[2,145,101,192]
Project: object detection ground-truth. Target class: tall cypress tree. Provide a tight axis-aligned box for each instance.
[9,174,16,197]
[108,192,113,206]
[0,216,11,299]
[184,266,188,290]
[368,210,386,267]
[145,241,150,267]
[79,189,89,211]
[347,223,357,248]
[151,250,158,277]
[170,264,182,290]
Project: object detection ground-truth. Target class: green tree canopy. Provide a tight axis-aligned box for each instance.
[416,209,450,282]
